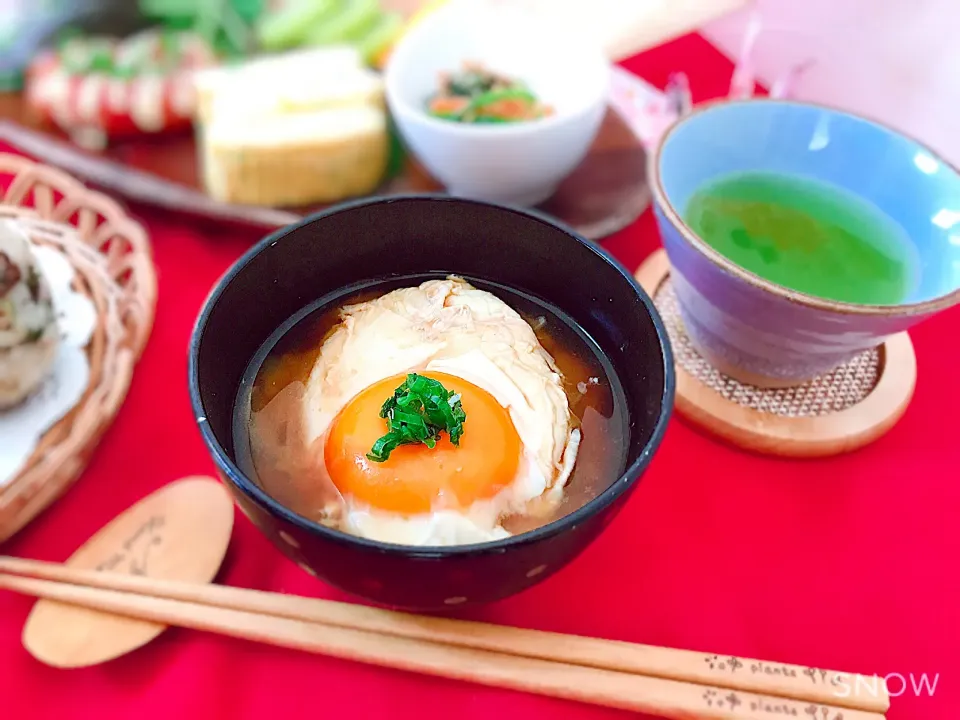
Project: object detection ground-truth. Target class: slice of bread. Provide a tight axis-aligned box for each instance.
[193,45,382,123]
[200,105,388,207]
[194,44,390,207]
[204,67,384,123]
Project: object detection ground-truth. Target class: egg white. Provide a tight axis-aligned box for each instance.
[301,276,581,546]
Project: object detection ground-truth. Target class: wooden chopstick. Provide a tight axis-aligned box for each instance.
[0,571,882,720]
[0,556,888,713]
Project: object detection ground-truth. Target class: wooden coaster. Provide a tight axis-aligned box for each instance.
[635,250,917,457]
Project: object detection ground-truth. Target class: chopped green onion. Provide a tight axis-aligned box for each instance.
[366,373,467,463]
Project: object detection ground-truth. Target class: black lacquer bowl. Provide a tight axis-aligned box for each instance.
[188,195,675,611]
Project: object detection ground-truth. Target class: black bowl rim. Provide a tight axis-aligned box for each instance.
[187,193,676,559]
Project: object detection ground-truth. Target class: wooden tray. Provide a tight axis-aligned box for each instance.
[0,92,649,241]
[0,153,156,542]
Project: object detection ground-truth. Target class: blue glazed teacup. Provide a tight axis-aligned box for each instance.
[650,98,960,387]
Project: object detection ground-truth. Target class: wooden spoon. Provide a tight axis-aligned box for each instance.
[21,476,235,668]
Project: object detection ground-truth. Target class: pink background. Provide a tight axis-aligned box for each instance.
[702,0,960,165]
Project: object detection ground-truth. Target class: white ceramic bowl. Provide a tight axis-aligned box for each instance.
[384,1,610,206]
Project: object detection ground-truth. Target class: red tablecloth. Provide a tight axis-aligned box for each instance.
[0,34,955,720]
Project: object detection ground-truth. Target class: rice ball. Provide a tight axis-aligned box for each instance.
[0,221,59,409]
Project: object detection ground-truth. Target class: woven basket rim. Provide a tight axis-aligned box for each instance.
[0,152,158,542]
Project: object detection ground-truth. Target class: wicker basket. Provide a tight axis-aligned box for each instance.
[0,153,157,542]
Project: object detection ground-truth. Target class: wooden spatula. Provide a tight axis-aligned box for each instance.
[20,476,235,668]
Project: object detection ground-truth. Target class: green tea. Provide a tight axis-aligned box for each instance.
[683,171,915,304]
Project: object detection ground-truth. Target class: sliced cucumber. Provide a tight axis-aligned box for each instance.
[257,0,339,50]
[304,0,382,46]
[356,11,402,65]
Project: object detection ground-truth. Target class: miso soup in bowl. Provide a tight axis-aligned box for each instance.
[188,195,674,611]
[651,99,960,387]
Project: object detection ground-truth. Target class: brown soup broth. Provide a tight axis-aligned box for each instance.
[233,275,630,535]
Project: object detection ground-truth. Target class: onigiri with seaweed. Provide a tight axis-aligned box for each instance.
[0,221,59,409]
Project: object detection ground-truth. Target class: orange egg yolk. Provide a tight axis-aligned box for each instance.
[324,372,521,515]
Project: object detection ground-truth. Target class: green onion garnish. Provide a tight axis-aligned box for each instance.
[366,373,467,463]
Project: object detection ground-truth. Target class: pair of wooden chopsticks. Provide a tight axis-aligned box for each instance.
[0,556,888,720]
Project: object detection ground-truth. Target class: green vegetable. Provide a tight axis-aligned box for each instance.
[366,374,467,463]
[356,11,402,64]
[0,70,23,93]
[385,117,407,180]
[304,0,381,46]
[447,70,497,97]
[467,87,536,114]
[59,37,115,75]
[139,0,265,56]
[257,0,339,50]
[140,0,262,23]
[429,87,539,123]
[25,267,41,303]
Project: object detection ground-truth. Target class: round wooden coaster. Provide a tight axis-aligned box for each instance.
[635,250,917,457]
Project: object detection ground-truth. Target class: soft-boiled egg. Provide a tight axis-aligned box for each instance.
[301,276,581,546]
